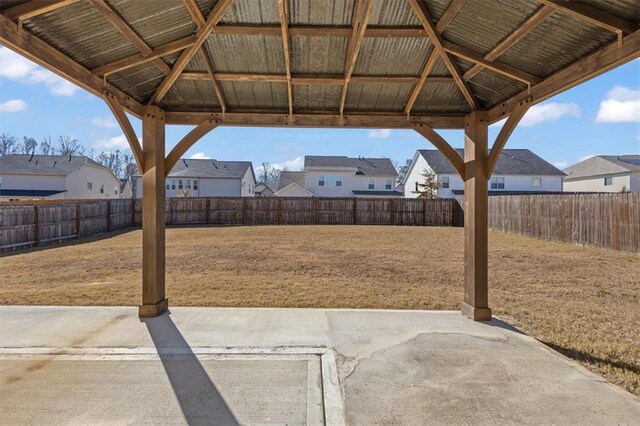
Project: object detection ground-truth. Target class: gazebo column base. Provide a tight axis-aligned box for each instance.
[139,298,169,317]
[460,302,492,321]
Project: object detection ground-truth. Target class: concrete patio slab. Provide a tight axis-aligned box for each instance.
[1,306,639,425]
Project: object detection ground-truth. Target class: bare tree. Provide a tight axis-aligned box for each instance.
[0,133,17,156]
[394,158,412,184]
[19,137,38,155]
[55,136,84,156]
[258,162,281,185]
[39,135,53,155]
[413,169,440,199]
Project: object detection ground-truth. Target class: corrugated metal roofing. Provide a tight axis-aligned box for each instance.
[294,85,342,111]
[220,0,280,24]
[369,0,421,26]
[591,0,640,23]
[220,81,288,110]
[289,0,354,26]
[345,82,413,112]
[107,62,165,104]
[291,36,348,74]
[355,37,432,76]
[468,69,527,109]
[412,82,471,113]
[160,80,220,111]
[206,34,285,73]
[0,0,27,12]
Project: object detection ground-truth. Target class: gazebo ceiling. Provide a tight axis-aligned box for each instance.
[0,0,638,128]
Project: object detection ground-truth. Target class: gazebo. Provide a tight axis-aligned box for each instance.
[1,0,637,319]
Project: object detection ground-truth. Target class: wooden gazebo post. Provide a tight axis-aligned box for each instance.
[461,111,491,321]
[139,105,168,317]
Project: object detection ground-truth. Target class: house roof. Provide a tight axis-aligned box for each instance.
[0,154,108,176]
[563,155,640,180]
[255,182,276,193]
[0,189,66,197]
[305,156,397,177]
[136,159,253,179]
[274,182,314,197]
[418,149,565,176]
[277,171,306,191]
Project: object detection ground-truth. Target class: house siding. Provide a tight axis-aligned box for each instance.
[564,173,633,192]
[135,176,253,198]
[306,169,396,197]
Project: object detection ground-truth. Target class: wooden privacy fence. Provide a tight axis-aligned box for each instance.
[132,197,456,227]
[488,193,640,253]
[0,199,134,251]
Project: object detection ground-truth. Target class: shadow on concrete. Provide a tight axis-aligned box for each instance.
[485,317,526,335]
[141,312,239,425]
[541,340,640,375]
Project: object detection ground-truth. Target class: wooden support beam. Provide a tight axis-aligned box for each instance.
[149,0,234,105]
[413,123,465,179]
[103,91,144,171]
[88,0,170,75]
[404,48,438,116]
[463,5,555,81]
[442,40,541,85]
[278,0,293,115]
[139,105,168,318]
[407,0,478,110]
[182,0,206,29]
[536,0,638,37]
[461,110,491,321]
[340,0,376,115]
[486,98,531,177]
[211,24,427,38]
[3,0,79,21]
[435,0,467,33]
[164,111,466,128]
[488,29,640,123]
[93,36,195,77]
[165,120,218,174]
[0,12,142,118]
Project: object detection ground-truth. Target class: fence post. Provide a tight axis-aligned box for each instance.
[76,203,81,239]
[34,205,40,247]
[106,200,111,232]
[391,199,396,225]
[205,198,210,224]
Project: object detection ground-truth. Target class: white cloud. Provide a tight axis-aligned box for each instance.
[595,86,640,123]
[256,156,304,174]
[368,129,392,139]
[93,135,132,150]
[490,102,580,128]
[0,99,27,112]
[0,47,79,96]
[190,152,211,159]
[553,161,568,169]
[91,116,117,128]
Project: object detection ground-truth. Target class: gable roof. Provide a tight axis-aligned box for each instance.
[136,159,253,179]
[418,149,565,176]
[304,156,397,177]
[0,154,108,176]
[277,171,307,191]
[564,155,640,180]
[255,182,277,194]
[274,182,314,197]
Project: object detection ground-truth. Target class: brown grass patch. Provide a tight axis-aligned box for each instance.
[1,225,638,396]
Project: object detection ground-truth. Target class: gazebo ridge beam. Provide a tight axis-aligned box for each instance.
[278,0,294,115]
[3,0,79,23]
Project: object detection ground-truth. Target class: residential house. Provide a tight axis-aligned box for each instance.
[255,182,276,197]
[274,171,313,197]
[119,179,133,199]
[0,154,122,201]
[403,149,564,198]
[563,155,640,192]
[135,158,256,198]
[303,156,401,197]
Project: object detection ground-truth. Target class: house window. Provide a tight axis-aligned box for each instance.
[171,180,176,190]
[604,176,613,186]
[100,184,104,194]
[115,186,118,195]
[318,175,325,186]
[166,180,170,190]
[368,178,375,190]
[490,177,505,189]
[186,179,191,189]
[87,182,93,190]
[326,175,335,186]
[441,177,450,189]
[385,179,392,190]
[193,180,198,190]
[415,182,419,192]
[336,175,343,187]
[178,180,183,189]
[532,177,542,188]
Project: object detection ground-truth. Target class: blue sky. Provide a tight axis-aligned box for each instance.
[1,45,638,172]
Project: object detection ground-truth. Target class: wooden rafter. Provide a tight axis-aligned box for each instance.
[404,49,438,116]
[0,12,142,117]
[3,0,79,22]
[442,41,541,85]
[413,124,465,179]
[103,92,144,171]
[435,0,467,33]
[278,0,293,115]
[93,36,195,77]
[88,0,170,75]
[165,120,219,174]
[149,0,234,105]
[488,29,640,123]
[179,71,454,85]
[211,24,426,38]
[463,5,555,81]
[182,0,206,29]
[407,0,478,110]
[486,98,531,176]
[536,0,638,42]
[340,0,376,115]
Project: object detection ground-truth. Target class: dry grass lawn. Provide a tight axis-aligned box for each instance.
[1,226,638,397]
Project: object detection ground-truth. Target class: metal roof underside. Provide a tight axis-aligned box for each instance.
[2,0,638,117]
